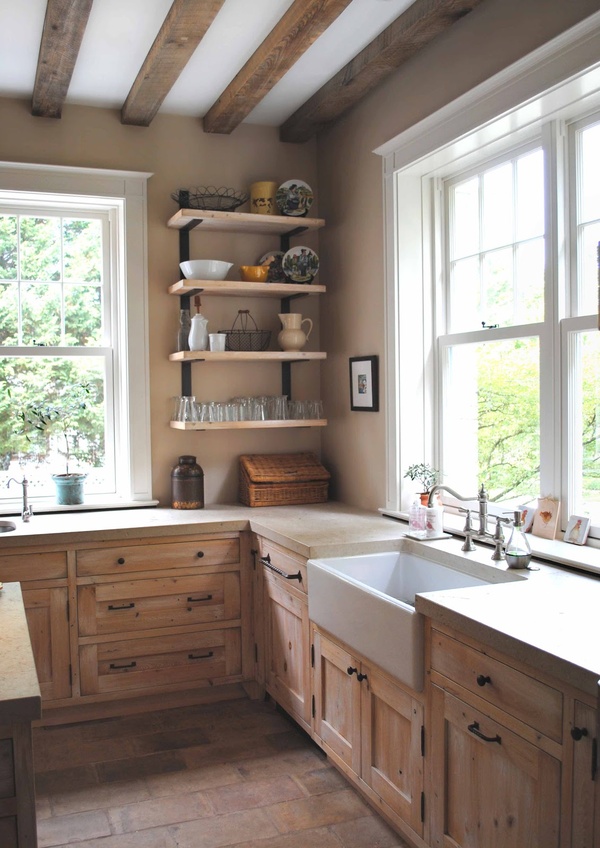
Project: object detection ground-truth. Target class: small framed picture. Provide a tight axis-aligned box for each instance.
[518,504,535,532]
[531,496,561,540]
[564,515,591,545]
[349,356,379,412]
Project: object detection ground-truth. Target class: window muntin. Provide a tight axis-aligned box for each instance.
[447,149,545,333]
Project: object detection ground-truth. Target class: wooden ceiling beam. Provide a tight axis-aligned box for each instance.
[203,0,354,136]
[32,0,94,119]
[279,0,484,143]
[121,0,226,127]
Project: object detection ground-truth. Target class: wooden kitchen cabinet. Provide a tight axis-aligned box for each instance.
[569,700,600,848]
[428,623,563,847]
[76,532,251,704]
[254,537,311,732]
[312,624,424,840]
[0,550,71,704]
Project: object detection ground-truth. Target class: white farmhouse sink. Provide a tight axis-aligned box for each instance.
[307,548,521,692]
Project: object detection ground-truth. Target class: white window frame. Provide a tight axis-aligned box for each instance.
[0,162,154,511]
[376,12,600,558]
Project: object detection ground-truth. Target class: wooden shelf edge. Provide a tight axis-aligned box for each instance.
[168,280,326,297]
[170,419,327,430]
[169,351,327,362]
[167,208,325,233]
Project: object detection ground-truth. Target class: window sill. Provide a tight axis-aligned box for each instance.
[380,507,600,577]
[0,498,159,517]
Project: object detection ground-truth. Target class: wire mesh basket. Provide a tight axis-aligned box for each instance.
[223,310,271,352]
[171,186,249,212]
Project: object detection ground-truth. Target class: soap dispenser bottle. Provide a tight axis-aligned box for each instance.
[505,510,531,569]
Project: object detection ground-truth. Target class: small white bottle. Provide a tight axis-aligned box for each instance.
[188,313,208,351]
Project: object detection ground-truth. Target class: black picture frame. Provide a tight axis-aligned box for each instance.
[349,355,379,412]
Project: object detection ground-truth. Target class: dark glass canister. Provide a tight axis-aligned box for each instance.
[171,455,204,509]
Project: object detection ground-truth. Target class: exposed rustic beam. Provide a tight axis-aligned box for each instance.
[122,0,226,127]
[32,0,93,119]
[280,0,484,143]
[203,0,354,135]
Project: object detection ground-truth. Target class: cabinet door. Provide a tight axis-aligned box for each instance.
[360,661,424,835]
[263,572,310,731]
[312,627,361,776]
[571,700,598,847]
[22,586,71,701]
[430,685,561,848]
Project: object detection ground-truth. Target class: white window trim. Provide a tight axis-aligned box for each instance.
[376,12,600,566]
[0,161,155,510]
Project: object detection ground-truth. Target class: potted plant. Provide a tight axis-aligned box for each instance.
[17,383,94,505]
[404,463,440,505]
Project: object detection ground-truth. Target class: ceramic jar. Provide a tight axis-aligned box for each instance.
[188,313,209,351]
[171,455,204,509]
[250,181,278,215]
[277,313,313,352]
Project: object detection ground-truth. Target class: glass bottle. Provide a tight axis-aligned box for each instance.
[505,509,531,569]
[177,308,191,352]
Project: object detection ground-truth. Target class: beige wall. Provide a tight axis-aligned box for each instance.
[317,0,600,510]
[2,0,599,510]
[0,99,320,505]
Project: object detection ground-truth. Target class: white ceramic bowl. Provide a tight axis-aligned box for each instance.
[179,260,233,281]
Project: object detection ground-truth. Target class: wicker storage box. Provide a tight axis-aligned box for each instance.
[239,452,330,507]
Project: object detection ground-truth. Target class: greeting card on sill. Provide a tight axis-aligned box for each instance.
[564,515,591,545]
[531,496,560,539]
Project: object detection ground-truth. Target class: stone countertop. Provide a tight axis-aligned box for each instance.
[1,501,599,696]
[0,502,410,557]
[0,582,42,722]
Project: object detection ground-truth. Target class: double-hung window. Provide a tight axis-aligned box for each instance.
[382,30,600,545]
[0,164,152,512]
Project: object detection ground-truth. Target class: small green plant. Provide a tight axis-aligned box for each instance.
[404,463,440,493]
[17,383,93,476]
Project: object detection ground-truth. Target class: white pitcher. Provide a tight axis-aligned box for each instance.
[277,313,313,352]
[188,313,209,351]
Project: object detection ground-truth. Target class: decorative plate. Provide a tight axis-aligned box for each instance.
[258,251,286,283]
[275,180,313,217]
[282,246,319,284]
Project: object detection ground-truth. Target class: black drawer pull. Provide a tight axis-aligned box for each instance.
[187,594,213,603]
[468,721,501,744]
[197,551,204,558]
[109,661,137,670]
[476,674,492,687]
[260,554,302,582]
[357,672,368,682]
[117,557,125,565]
[108,602,135,611]
[347,666,358,676]
[188,651,214,661]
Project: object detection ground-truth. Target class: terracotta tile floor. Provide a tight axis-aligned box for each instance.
[33,698,410,848]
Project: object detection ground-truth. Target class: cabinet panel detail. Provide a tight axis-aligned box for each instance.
[0,551,67,582]
[76,537,240,577]
[22,586,71,701]
[430,628,563,742]
[79,628,242,695]
[78,572,241,636]
[430,685,561,848]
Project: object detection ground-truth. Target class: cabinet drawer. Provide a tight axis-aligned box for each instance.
[0,551,67,582]
[79,628,242,695]
[78,572,241,636]
[255,538,307,594]
[430,629,563,742]
[76,536,240,577]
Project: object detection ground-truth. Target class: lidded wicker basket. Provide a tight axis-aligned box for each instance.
[239,452,330,507]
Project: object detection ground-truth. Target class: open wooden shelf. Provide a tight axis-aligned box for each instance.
[169,350,326,363]
[170,419,327,431]
[168,279,326,298]
[167,208,325,235]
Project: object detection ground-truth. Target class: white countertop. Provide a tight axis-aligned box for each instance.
[1,502,599,696]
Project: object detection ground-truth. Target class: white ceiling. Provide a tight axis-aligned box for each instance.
[0,0,414,126]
